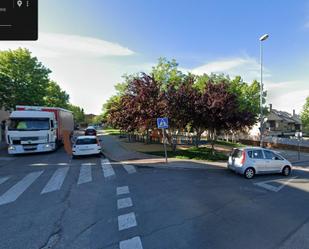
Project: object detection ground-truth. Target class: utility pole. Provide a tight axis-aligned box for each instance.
[259,34,269,147]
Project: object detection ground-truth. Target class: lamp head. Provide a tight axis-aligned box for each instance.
[259,34,269,41]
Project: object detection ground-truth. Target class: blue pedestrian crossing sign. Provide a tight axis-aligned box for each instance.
[157,117,169,129]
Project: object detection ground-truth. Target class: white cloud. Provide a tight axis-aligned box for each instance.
[0,33,134,58]
[264,81,292,90]
[0,33,136,114]
[270,89,309,114]
[190,56,270,82]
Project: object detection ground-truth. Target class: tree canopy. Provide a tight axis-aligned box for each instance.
[103,58,264,146]
[44,81,70,109]
[0,48,86,124]
[0,48,51,109]
[301,96,309,132]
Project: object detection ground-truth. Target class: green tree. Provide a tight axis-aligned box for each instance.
[301,97,309,132]
[151,57,185,90]
[68,104,85,124]
[44,81,70,109]
[229,76,262,123]
[0,72,14,110]
[0,48,51,109]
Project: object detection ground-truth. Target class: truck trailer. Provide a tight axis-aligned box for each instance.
[6,106,74,154]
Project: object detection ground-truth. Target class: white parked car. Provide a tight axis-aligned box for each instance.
[72,136,102,158]
[227,147,292,179]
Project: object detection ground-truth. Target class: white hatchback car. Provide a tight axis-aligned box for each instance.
[227,147,292,179]
[72,136,102,158]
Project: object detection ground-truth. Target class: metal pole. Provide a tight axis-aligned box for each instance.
[260,41,264,147]
[162,128,168,163]
[298,135,301,160]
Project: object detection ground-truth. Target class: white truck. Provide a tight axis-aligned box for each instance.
[6,106,74,154]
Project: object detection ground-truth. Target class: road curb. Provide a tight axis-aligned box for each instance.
[130,163,227,171]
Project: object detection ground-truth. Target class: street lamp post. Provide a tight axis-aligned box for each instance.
[259,34,269,147]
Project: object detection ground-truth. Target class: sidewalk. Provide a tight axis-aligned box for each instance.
[101,133,226,170]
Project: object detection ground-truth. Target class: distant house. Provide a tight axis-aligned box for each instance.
[264,104,302,137]
[245,104,302,139]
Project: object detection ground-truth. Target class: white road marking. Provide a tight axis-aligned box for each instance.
[41,167,69,194]
[101,159,115,178]
[295,166,309,172]
[118,212,137,231]
[123,164,137,174]
[0,171,43,205]
[57,163,69,166]
[77,164,92,185]
[117,186,130,195]
[254,176,298,192]
[120,236,143,249]
[117,197,133,209]
[30,163,48,166]
[0,176,10,185]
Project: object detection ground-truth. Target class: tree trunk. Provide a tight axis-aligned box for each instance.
[163,129,176,153]
[210,128,216,155]
[145,129,150,144]
[194,129,203,148]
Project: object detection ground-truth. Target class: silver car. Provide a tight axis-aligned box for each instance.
[227,147,292,179]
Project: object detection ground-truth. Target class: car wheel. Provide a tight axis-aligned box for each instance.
[282,166,291,176]
[244,168,255,179]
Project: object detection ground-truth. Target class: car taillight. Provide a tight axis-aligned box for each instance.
[240,151,246,164]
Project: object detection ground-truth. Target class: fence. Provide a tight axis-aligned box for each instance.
[122,133,210,146]
[236,134,309,148]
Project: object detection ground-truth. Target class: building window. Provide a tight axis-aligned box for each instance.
[269,121,276,129]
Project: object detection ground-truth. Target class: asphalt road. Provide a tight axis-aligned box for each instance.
[0,141,309,249]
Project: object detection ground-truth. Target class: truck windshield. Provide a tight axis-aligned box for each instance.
[8,118,50,131]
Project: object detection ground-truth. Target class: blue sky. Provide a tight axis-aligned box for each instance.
[1,0,309,114]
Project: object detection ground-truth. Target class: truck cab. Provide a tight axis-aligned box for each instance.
[6,111,57,154]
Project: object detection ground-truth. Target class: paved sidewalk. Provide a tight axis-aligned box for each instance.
[101,133,226,170]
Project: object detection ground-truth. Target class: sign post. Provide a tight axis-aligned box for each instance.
[295,132,302,160]
[157,118,169,164]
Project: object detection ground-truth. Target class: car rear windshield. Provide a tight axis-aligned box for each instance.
[231,149,243,158]
[76,138,97,145]
[86,129,96,132]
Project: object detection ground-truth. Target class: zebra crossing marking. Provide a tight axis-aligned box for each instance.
[123,165,137,174]
[118,212,137,231]
[117,197,133,209]
[41,167,69,194]
[117,186,130,195]
[0,159,139,206]
[77,164,92,185]
[101,159,115,178]
[0,171,43,205]
[120,236,143,249]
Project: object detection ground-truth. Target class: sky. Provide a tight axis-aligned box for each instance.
[1,0,309,114]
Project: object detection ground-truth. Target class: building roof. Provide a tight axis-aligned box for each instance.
[267,109,301,125]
